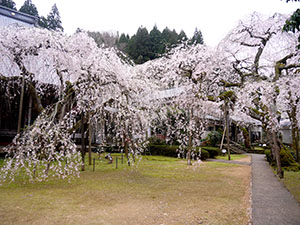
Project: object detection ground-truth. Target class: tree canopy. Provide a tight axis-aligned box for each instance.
[0,0,16,10]
[284,9,300,48]
[118,26,205,64]
[46,4,63,32]
[0,11,299,183]
[0,1,64,32]
[19,0,39,17]
[190,28,204,45]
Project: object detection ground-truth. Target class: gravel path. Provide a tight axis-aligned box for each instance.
[251,154,300,225]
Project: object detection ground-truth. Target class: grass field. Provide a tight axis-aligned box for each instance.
[216,154,249,161]
[0,154,251,225]
[283,171,300,204]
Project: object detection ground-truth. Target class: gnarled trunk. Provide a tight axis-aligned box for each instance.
[289,103,300,163]
[271,131,283,178]
[241,127,251,150]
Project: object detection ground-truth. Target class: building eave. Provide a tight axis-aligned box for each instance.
[0,5,38,25]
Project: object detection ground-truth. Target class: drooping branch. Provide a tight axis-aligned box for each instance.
[274,53,300,81]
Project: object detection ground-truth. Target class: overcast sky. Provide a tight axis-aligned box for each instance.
[14,0,300,46]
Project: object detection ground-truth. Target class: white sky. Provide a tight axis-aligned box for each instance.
[14,0,300,46]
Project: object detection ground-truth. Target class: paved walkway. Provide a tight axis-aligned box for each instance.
[251,154,300,225]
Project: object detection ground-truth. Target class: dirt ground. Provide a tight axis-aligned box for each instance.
[235,155,252,163]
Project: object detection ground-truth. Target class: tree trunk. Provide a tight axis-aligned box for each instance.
[292,123,300,163]
[131,143,136,163]
[123,123,130,166]
[28,82,44,114]
[241,127,251,150]
[225,102,231,160]
[187,133,192,165]
[81,113,85,171]
[59,103,66,121]
[17,73,25,135]
[88,116,92,166]
[266,130,275,161]
[289,104,300,163]
[124,137,130,166]
[272,131,283,178]
[28,94,32,126]
[187,107,193,165]
[296,130,300,163]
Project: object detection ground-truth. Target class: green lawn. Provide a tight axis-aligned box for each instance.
[216,154,249,161]
[284,171,300,204]
[0,154,251,225]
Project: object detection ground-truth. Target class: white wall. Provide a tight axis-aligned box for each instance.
[280,129,292,144]
[0,14,32,27]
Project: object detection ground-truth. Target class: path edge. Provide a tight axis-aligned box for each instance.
[249,154,253,225]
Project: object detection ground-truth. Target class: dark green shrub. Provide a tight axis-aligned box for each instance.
[265,150,272,163]
[280,148,300,171]
[284,163,300,171]
[206,131,222,147]
[148,144,210,160]
[200,149,209,160]
[202,146,220,158]
[190,147,210,160]
[148,144,178,157]
[103,145,120,153]
[280,148,295,166]
[265,147,300,171]
[148,136,166,145]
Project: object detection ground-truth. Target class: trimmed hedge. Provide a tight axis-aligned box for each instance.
[148,144,178,157]
[200,149,209,160]
[202,147,221,158]
[148,144,209,160]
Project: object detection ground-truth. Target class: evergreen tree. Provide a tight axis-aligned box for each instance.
[47,4,63,32]
[19,0,39,17]
[121,26,204,64]
[284,8,300,48]
[126,27,151,64]
[118,33,130,51]
[178,30,188,42]
[75,28,84,33]
[189,28,204,45]
[0,0,17,10]
[149,25,164,58]
[38,16,48,29]
[162,27,179,50]
[119,33,129,43]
